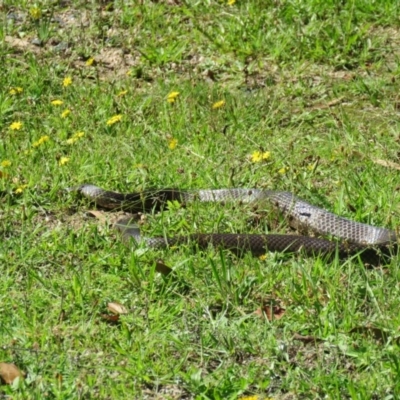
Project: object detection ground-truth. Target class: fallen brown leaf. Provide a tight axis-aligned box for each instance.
[86,210,108,223]
[55,372,63,383]
[0,363,23,385]
[292,333,325,344]
[155,260,173,276]
[372,158,400,171]
[349,326,394,343]
[101,314,120,323]
[255,304,286,321]
[309,97,345,111]
[107,302,128,315]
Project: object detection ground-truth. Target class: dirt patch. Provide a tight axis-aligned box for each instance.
[5,35,42,54]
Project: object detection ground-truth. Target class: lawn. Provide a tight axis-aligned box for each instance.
[1,0,400,398]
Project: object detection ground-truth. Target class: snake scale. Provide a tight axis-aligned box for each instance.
[70,184,398,264]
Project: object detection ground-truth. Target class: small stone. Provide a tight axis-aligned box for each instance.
[31,38,43,47]
[7,12,26,21]
[52,42,69,52]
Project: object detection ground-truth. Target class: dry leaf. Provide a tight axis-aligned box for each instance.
[0,363,23,385]
[309,97,345,111]
[107,302,128,315]
[101,314,120,323]
[86,210,108,223]
[293,333,324,344]
[155,260,173,276]
[255,304,285,321]
[373,158,400,171]
[55,372,63,383]
[349,326,394,343]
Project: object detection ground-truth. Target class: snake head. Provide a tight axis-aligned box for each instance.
[65,184,103,196]
[66,184,126,209]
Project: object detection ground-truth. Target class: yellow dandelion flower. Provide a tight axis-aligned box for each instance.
[126,70,132,76]
[168,138,178,150]
[259,254,267,261]
[33,135,50,147]
[59,157,70,166]
[51,100,63,106]
[250,151,270,163]
[1,160,11,168]
[86,57,95,66]
[15,184,28,194]
[238,396,259,400]
[66,131,84,145]
[227,0,236,5]
[251,151,262,162]
[278,167,289,174]
[212,100,225,109]
[10,121,22,130]
[239,396,268,400]
[167,91,180,103]
[117,90,128,97]
[106,114,122,126]
[29,6,42,19]
[63,76,72,87]
[61,109,71,118]
[9,87,23,95]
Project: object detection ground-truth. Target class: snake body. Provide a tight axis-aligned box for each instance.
[71,184,397,264]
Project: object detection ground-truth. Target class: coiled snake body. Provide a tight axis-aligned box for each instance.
[71,184,398,264]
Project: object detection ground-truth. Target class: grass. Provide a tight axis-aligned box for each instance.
[1,0,400,398]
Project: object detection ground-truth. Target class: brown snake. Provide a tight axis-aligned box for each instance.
[70,184,398,265]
